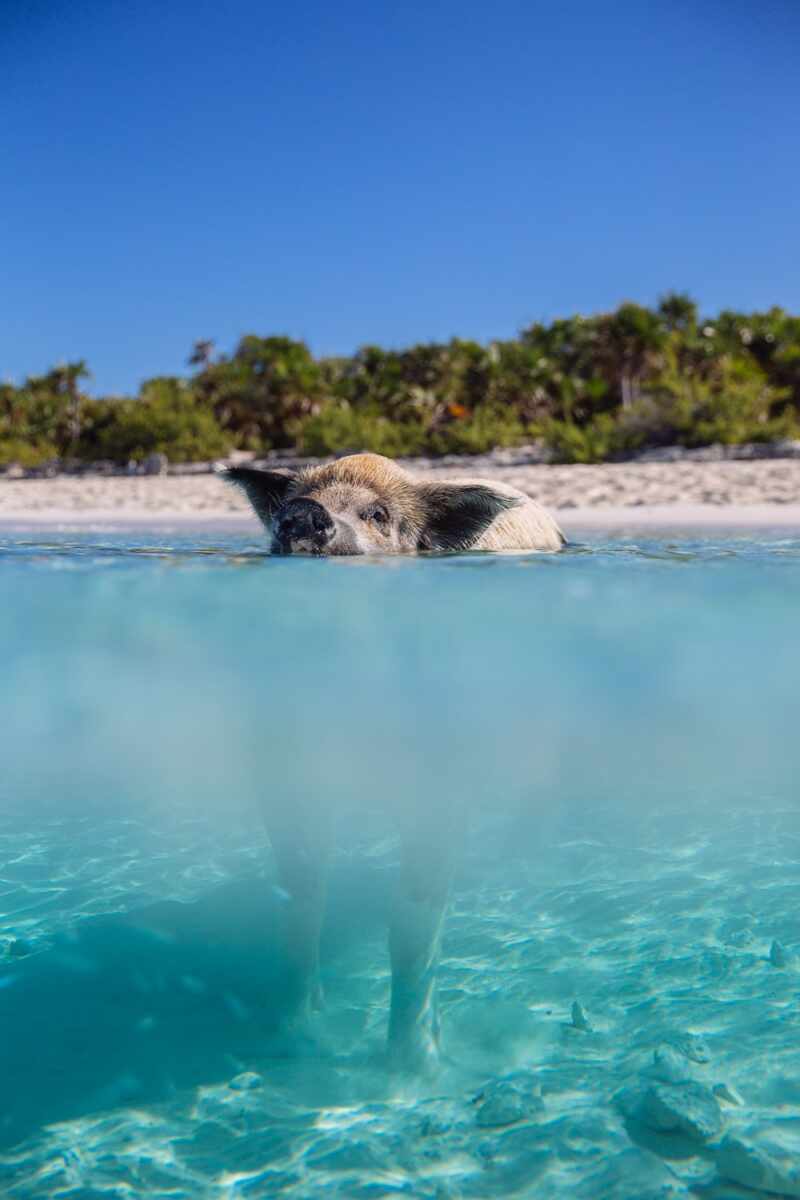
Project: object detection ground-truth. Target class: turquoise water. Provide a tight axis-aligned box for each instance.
[2,529,800,1198]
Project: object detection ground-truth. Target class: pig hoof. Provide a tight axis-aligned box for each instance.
[388,1034,442,1077]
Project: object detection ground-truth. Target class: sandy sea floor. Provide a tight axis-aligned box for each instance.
[3,529,800,1197]
[3,803,800,1200]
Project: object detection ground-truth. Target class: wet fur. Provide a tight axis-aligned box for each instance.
[223,453,565,553]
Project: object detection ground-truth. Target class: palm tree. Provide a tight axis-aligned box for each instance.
[188,340,215,370]
[658,292,698,335]
[600,304,666,409]
[49,361,90,456]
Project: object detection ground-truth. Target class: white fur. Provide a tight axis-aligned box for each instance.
[455,478,565,552]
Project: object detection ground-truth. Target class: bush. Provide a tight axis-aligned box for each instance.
[620,358,798,450]
[297,401,527,458]
[83,379,230,464]
[295,403,429,458]
[427,405,526,455]
[537,414,620,463]
[0,438,59,468]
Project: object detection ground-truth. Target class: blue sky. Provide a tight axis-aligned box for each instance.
[2,0,799,395]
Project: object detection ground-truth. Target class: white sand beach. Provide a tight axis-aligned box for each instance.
[2,456,800,531]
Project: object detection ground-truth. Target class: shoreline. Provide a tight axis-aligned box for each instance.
[2,455,799,535]
[3,504,800,534]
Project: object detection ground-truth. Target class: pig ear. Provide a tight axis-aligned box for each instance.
[417,483,518,551]
[218,466,295,524]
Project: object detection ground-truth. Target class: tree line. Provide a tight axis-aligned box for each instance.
[2,294,799,469]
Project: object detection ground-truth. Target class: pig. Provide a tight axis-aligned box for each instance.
[221,452,565,555]
[221,454,564,1071]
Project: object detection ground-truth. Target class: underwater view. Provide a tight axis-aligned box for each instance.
[2,529,800,1199]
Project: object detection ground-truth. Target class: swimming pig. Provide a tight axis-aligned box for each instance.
[219,452,563,1073]
[222,452,564,554]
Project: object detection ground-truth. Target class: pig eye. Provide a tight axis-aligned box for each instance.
[362,504,389,526]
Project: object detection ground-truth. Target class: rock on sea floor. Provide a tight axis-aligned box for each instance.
[638,1081,723,1142]
[471,1071,544,1127]
[228,1071,263,1091]
[716,1125,800,1197]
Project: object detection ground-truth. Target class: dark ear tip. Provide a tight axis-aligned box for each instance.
[217,464,252,480]
[495,491,520,512]
[218,464,292,485]
[215,463,253,485]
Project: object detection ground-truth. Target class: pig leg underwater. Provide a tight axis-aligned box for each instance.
[266,806,332,1030]
[388,803,459,1072]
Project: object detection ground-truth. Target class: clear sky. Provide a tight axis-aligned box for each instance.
[2,0,799,395]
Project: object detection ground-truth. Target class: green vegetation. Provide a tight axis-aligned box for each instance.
[2,296,799,468]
